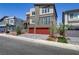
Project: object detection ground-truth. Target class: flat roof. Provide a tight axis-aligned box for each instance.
[34,3,54,6]
[63,9,79,13]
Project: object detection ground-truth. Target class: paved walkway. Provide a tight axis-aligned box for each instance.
[67,37,79,45]
[19,33,49,40]
[20,33,79,45]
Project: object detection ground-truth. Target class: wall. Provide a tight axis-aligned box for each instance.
[65,30,79,37]
[64,12,79,26]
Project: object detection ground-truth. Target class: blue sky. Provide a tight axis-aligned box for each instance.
[0,3,79,25]
[0,3,33,20]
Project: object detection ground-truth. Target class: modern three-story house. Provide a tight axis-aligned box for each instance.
[26,3,57,34]
[62,9,79,36]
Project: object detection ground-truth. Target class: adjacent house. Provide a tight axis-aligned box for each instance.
[0,16,23,33]
[62,9,79,37]
[26,3,57,34]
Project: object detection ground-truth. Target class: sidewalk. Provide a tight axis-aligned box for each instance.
[67,37,79,45]
[19,33,49,40]
[0,33,79,51]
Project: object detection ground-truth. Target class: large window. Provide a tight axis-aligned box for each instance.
[9,19,14,25]
[42,7,49,13]
[32,12,35,15]
[39,16,50,25]
[70,13,79,19]
[30,19,35,24]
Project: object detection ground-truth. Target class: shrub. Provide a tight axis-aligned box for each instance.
[58,23,71,36]
[16,26,21,35]
[47,35,58,41]
[6,31,10,33]
[58,36,67,43]
[47,37,53,41]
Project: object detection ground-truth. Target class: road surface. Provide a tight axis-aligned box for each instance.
[0,36,79,55]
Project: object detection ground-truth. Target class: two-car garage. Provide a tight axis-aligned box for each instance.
[29,27,50,34]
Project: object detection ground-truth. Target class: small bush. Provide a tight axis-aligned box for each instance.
[47,36,58,41]
[47,37,53,41]
[58,36,67,43]
[16,26,21,35]
[6,31,10,33]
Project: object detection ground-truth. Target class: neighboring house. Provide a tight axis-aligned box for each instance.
[0,16,23,32]
[26,3,57,34]
[62,9,79,37]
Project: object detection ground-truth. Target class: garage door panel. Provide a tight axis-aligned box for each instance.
[36,28,49,34]
[29,28,34,33]
[29,28,49,34]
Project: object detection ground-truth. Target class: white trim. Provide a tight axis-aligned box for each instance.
[0,25,6,27]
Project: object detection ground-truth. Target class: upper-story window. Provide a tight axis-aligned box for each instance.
[9,19,14,25]
[39,16,50,25]
[32,12,35,15]
[70,13,79,19]
[42,7,49,13]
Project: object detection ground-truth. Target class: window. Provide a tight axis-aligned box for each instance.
[42,8,50,13]
[30,19,35,24]
[32,20,35,23]
[32,12,35,15]
[42,8,45,13]
[10,20,14,23]
[47,16,50,24]
[70,14,73,19]
[70,13,79,19]
[47,8,49,12]
[9,19,14,25]
[39,16,50,25]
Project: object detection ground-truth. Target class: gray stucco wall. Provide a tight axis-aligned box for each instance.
[65,30,79,37]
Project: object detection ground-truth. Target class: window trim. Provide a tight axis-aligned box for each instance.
[70,13,79,19]
[42,7,50,13]
[39,16,50,25]
[32,12,35,16]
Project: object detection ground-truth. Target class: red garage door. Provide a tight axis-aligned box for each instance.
[29,28,49,34]
[36,28,49,34]
[29,28,34,33]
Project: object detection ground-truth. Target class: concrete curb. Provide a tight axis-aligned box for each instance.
[0,34,79,51]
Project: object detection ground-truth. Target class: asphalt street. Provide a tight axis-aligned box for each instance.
[0,36,79,55]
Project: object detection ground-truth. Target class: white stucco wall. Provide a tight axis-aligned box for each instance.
[64,13,68,25]
[30,8,35,16]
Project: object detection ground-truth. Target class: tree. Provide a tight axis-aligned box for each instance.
[58,23,71,36]
[49,22,57,37]
[16,26,21,35]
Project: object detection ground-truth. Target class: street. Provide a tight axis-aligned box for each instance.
[0,36,79,55]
